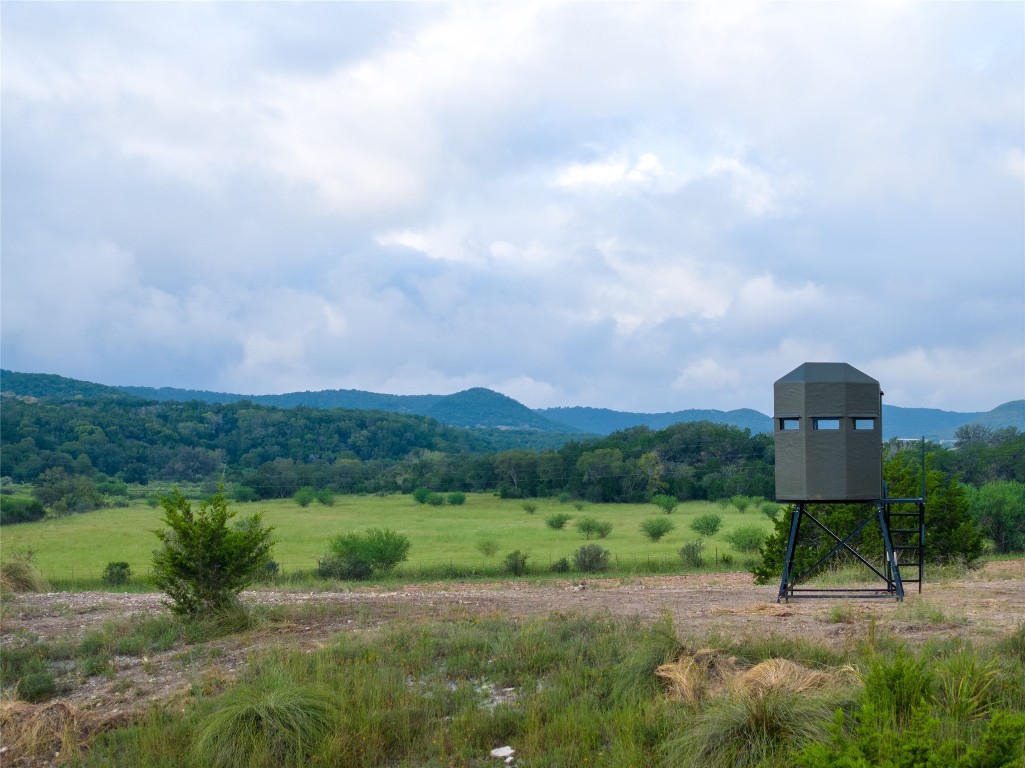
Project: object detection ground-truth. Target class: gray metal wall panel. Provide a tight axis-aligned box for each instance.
[773,362,883,502]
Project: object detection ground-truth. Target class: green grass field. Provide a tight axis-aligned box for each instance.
[1,494,774,584]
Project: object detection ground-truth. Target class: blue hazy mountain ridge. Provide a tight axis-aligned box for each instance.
[1,370,1022,442]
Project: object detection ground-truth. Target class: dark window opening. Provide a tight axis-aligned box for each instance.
[779,418,800,431]
[813,418,841,430]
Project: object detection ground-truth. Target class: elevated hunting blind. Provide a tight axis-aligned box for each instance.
[773,362,925,602]
[774,362,882,502]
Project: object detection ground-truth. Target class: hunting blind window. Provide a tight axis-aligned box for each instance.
[853,418,876,430]
[780,418,800,430]
[812,418,841,430]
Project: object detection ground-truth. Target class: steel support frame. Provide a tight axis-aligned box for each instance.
[777,499,919,603]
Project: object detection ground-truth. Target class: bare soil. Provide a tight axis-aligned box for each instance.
[2,560,1023,724]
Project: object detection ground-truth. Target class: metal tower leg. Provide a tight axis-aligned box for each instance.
[877,501,904,601]
[777,502,803,603]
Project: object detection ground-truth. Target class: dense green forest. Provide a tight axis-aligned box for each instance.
[0,392,776,502]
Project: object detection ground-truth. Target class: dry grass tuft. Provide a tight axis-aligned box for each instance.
[658,651,858,707]
[732,658,848,698]
[0,700,129,763]
[656,649,741,706]
[0,557,49,595]
[0,700,85,761]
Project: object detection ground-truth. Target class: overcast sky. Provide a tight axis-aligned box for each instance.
[2,3,1023,415]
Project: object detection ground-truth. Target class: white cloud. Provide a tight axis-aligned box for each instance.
[2,2,1021,414]
[554,152,673,193]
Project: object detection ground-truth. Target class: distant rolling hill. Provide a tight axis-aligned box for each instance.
[2,370,1021,442]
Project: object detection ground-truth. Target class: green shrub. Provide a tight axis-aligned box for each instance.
[324,528,411,579]
[640,517,675,542]
[558,492,572,504]
[679,541,706,569]
[550,557,571,573]
[522,502,538,514]
[730,495,757,513]
[576,516,612,539]
[102,561,132,587]
[863,648,936,727]
[257,559,280,583]
[447,492,466,506]
[16,671,58,703]
[690,513,723,537]
[723,525,767,554]
[504,550,529,576]
[651,494,678,514]
[546,512,572,530]
[316,489,335,507]
[475,538,499,558]
[412,487,432,505]
[193,677,336,768]
[0,497,46,525]
[316,555,373,582]
[152,489,274,617]
[574,544,610,573]
[761,502,781,521]
[232,485,258,503]
[293,487,316,507]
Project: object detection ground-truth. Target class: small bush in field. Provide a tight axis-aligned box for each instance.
[294,487,316,507]
[16,671,58,703]
[102,561,132,587]
[475,538,499,558]
[576,517,612,539]
[761,503,782,521]
[690,513,723,537]
[447,492,466,505]
[640,517,675,542]
[724,525,767,554]
[326,528,411,577]
[522,502,538,514]
[679,541,706,569]
[574,544,610,573]
[550,557,571,573]
[651,494,679,514]
[558,492,572,504]
[316,490,335,506]
[426,493,446,506]
[546,513,572,530]
[730,495,756,513]
[412,487,431,505]
[504,550,529,576]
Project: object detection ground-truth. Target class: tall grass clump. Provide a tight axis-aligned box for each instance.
[661,659,855,768]
[0,552,49,594]
[193,676,336,768]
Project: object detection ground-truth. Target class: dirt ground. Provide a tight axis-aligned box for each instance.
[2,560,1023,723]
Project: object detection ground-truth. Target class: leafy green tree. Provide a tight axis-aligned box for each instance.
[967,481,1025,554]
[152,489,274,616]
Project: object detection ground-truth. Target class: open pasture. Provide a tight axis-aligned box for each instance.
[1,494,774,585]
